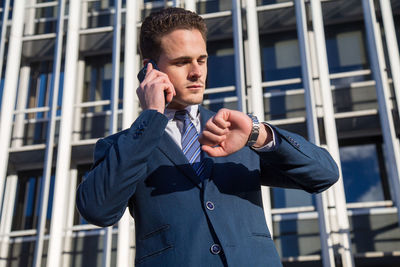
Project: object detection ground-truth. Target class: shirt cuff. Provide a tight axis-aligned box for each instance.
[252,122,280,152]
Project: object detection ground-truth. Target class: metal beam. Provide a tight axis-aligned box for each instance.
[294,1,335,266]
[46,0,81,265]
[245,0,273,235]
[33,1,66,266]
[102,0,122,266]
[0,0,10,82]
[0,0,26,219]
[185,0,196,11]
[232,0,247,113]
[310,1,354,266]
[117,0,140,265]
[362,0,400,226]
[380,0,400,121]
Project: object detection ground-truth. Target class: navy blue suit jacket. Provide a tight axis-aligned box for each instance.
[76,106,339,266]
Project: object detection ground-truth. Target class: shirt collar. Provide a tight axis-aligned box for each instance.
[164,105,199,121]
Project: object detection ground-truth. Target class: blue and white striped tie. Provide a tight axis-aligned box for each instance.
[174,110,205,179]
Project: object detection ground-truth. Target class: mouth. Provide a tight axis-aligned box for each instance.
[187,84,203,89]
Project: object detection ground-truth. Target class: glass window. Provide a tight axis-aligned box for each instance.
[6,240,35,267]
[197,0,232,14]
[34,5,57,34]
[0,78,3,110]
[271,188,314,209]
[206,40,236,89]
[257,0,292,5]
[325,27,369,74]
[260,34,302,82]
[350,213,400,254]
[83,55,114,112]
[340,143,389,203]
[11,170,55,232]
[23,61,61,145]
[87,0,114,28]
[80,56,123,139]
[273,218,321,259]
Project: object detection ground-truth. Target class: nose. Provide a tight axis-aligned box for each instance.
[188,62,202,80]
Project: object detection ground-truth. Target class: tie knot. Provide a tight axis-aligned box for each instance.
[174,110,190,122]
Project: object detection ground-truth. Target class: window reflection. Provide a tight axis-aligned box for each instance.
[340,143,388,203]
[206,45,235,89]
[325,27,369,74]
[197,0,232,14]
[273,218,321,258]
[23,61,63,145]
[11,171,55,231]
[260,34,302,82]
[271,187,314,209]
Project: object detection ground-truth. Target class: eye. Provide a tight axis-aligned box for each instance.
[174,61,189,66]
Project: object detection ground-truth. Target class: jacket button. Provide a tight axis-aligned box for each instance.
[206,201,215,210]
[210,244,221,255]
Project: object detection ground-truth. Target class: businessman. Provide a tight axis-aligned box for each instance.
[76,7,339,267]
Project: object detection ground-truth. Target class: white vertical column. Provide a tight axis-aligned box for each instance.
[232,0,247,113]
[0,0,11,81]
[0,174,18,267]
[185,0,196,12]
[33,1,66,266]
[102,1,122,267]
[117,1,140,266]
[12,66,31,148]
[245,0,272,234]
[47,0,81,266]
[72,60,86,142]
[310,1,354,266]
[362,0,400,223]
[380,0,400,119]
[62,167,78,267]
[294,1,334,266]
[0,0,26,212]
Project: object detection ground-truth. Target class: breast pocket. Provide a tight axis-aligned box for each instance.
[135,224,174,265]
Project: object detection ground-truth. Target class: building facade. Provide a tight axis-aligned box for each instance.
[0,0,399,266]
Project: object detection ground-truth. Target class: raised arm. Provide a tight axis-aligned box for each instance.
[199,108,339,193]
[76,110,168,227]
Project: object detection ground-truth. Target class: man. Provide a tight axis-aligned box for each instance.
[76,8,339,267]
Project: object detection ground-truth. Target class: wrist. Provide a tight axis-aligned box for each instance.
[245,114,272,148]
[246,114,260,147]
[253,123,272,148]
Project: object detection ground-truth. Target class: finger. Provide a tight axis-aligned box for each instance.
[143,67,169,85]
[212,112,231,129]
[146,61,153,74]
[199,131,226,147]
[201,145,228,157]
[204,120,229,136]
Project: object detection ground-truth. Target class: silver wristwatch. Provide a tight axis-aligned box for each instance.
[246,114,260,147]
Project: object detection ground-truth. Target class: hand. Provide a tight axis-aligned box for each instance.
[199,109,249,157]
[199,109,272,157]
[136,62,175,113]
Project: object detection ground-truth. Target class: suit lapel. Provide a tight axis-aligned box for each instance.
[157,106,216,188]
[157,131,202,189]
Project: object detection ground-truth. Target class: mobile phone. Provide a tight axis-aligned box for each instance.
[137,60,170,106]
[137,59,159,83]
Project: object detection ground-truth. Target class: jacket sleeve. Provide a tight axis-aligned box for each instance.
[76,110,168,227]
[258,126,339,194]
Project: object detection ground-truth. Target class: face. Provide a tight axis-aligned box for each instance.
[156,29,208,110]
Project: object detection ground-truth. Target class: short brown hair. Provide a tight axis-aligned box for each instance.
[139,8,207,61]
